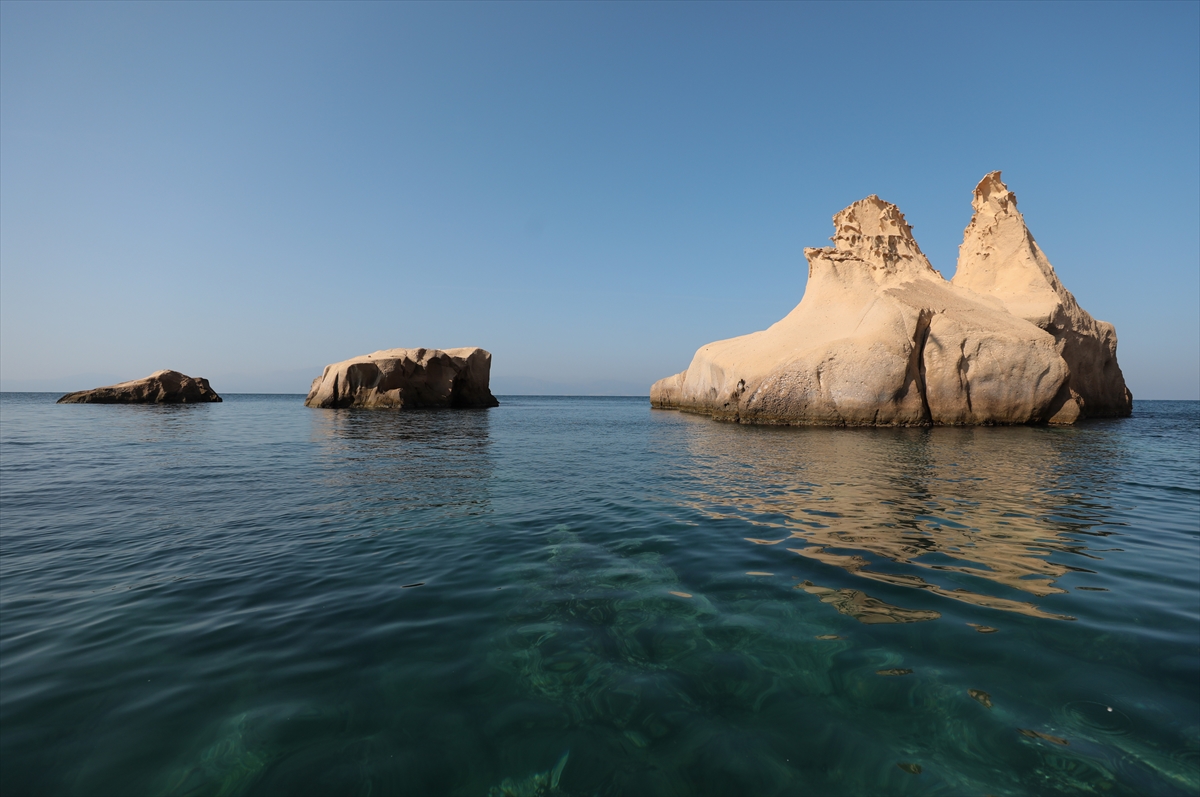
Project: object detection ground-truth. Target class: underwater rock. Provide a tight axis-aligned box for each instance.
[1019,728,1070,745]
[57,370,222,404]
[968,689,993,709]
[487,751,569,797]
[305,347,499,409]
[651,173,1128,425]
[167,712,270,795]
[488,525,844,779]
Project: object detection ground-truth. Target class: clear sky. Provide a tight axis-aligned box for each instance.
[2,1,1197,397]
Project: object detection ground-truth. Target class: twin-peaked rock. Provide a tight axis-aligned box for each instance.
[651,173,1131,425]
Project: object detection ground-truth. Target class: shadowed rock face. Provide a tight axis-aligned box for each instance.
[57,370,222,404]
[651,173,1130,426]
[305,347,499,409]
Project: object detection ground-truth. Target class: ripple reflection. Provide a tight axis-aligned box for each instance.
[657,413,1131,620]
[310,407,494,521]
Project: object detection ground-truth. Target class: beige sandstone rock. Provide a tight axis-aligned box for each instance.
[651,174,1128,425]
[305,347,499,409]
[953,172,1132,420]
[57,370,222,404]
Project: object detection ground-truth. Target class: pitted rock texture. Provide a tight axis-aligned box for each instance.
[651,174,1130,426]
[305,347,499,409]
[57,370,222,404]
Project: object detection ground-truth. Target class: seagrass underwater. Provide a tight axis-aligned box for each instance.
[0,394,1196,795]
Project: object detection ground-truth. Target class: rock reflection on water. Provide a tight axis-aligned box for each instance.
[796,581,940,624]
[309,407,494,521]
[659,412,1128,621]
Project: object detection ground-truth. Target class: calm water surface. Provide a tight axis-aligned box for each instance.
[1,395,1197,796]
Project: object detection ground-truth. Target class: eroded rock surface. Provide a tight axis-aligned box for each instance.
[57,370,222,404]
[651,174,1129,425]
[305,347,499,409]
[953,172,1132,420]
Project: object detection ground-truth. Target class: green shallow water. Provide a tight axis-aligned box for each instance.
[1,394,1197,795]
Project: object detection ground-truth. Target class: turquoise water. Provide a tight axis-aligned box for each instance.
[1,394,1197,796]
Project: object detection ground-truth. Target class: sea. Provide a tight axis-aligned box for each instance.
[1,394,1197,796]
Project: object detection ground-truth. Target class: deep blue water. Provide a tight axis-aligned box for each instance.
[1,394,1197,796]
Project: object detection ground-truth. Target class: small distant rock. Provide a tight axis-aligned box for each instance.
[305,347,499,409]
[57,370,222,404]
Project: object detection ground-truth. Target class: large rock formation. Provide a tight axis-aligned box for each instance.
[952,172,1132,421]
[651,173,1130,426]
[305,347,499,409]
[57,370,222,404]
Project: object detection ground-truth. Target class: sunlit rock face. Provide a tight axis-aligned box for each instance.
[305,347,499,409]
[651,174,1129,425]
[953,172,1132,421]
[57,370,222,404]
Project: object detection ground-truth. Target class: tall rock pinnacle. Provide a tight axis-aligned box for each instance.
[953,172,1132,420]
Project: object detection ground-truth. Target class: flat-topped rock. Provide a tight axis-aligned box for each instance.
[305,347,499,409]
[57,370,222,404]
[651,173,1130,426]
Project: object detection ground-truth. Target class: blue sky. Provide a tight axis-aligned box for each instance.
[2,2,1197,397]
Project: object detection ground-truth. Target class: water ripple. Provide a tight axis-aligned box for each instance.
[0,394,1196,795]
